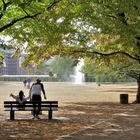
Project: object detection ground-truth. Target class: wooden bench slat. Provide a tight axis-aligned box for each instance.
[5,107,58,111]
[4,105,58,107]
[4,101,58,104]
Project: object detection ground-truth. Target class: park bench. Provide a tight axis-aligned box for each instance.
[4,101,58,120]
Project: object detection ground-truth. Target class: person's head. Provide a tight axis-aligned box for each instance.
[19,90,24,100]
[36,78,41,83]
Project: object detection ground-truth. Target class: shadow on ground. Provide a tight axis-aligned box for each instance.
[0,102,140,140]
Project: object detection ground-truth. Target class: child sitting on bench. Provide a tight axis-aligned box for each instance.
[10,90,30,109]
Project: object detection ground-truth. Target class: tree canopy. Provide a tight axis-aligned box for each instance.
[1,0,140,63]
[0,0,140,71]
[1,0,140,101]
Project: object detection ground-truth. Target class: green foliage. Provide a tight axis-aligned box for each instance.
[49,56,74,81]
[0,0,140,83]
[0,52,4,65]
[1,0,139,59]
[82,57,135,83]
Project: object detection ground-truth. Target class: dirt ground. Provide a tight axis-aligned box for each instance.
[0,82,140,140]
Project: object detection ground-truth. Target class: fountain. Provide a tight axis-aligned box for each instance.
[74,59,85,84]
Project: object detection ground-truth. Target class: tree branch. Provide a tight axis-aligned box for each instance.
[107,12,128,25]
[91,51,139,61]
[47,0,60,10]
[72,49,140,61]
[0,13,41,32]
[0,0,61,33]
[21,8,30,16]
[2,0,11,10]
[0,0,12,19]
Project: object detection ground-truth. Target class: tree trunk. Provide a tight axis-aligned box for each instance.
[136,76,140,103]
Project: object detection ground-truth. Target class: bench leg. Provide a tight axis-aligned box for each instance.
[10,111,15,120]
[48,110,52,120]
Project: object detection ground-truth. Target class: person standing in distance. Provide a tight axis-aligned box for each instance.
[29,79,46,119]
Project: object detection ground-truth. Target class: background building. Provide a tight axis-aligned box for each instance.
[0,49,27,75]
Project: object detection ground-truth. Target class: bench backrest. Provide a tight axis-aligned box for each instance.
[4,101,58,110]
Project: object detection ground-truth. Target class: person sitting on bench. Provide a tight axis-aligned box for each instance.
[10,90,30,109]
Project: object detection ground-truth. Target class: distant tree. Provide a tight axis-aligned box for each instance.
[49,56,74,81]
[82,57,135,83]
[1,0,140,102]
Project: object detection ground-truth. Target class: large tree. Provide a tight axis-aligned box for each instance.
[1,0,140,102]
[75,0,140,103]
[56,0,140,103]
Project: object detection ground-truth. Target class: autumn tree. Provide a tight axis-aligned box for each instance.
[76,0,140,103]
[55,0,140,102]
[1,0,140,102]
